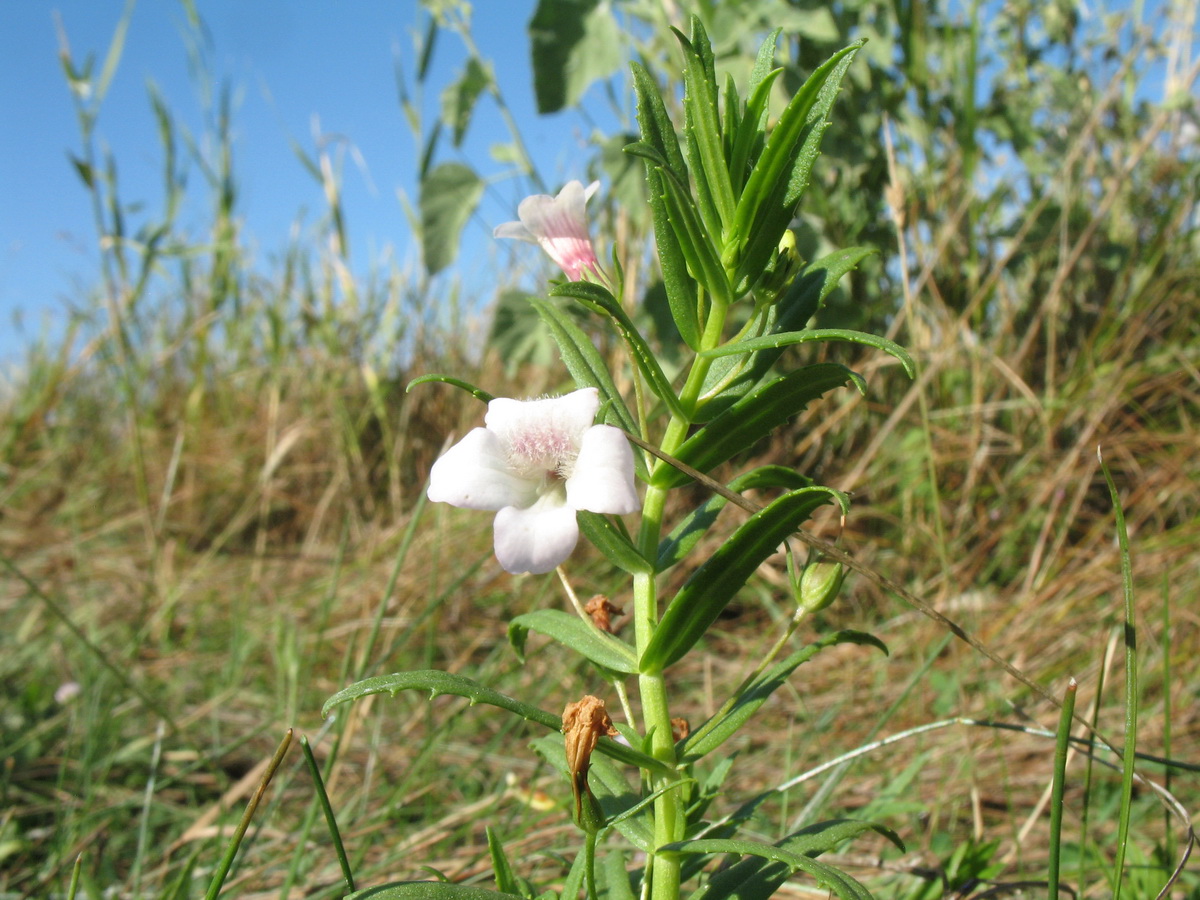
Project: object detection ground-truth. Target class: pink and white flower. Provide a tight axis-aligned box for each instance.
[427,388,638,574]
[494,180,601,281]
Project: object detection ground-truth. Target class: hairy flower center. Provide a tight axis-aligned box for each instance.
[505,427,577,482]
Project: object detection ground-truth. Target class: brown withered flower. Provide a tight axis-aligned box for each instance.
[671,717,690,742]
[583,595,625,633]
[562,695,619,825]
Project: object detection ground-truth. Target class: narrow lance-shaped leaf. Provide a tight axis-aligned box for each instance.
[682,630,887,760]
[685,823,904,900]
[529,298,639,438]
[655,363,863,490]
[322,670,673,775]
[346,884,524,900]
[509,609,638,674]
[641,487,845,672]
[578,511,654,575]
[659,165,733,309]
[406,374,495,404]
[657,466,812,571]
[629,62,701,350]
[551,281,687,421]
[695,247,876,421]
[726,42,863,287]
[667,839,875,900]
[701,328,915,378]
[676,19,735,238]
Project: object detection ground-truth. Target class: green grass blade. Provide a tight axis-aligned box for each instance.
[1099,449,1137,899]
[300,734,355,895]
[1048,678,1077,899]
[204,728,294,900]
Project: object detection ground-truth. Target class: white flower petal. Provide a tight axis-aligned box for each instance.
[492,220,536,243]
[566,425,639,514]
[493,492,579,574]
[485,388,600,450]
[427,428,539,510]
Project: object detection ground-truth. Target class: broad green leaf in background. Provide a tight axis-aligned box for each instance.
[641,487,846,672]
[488,290,562,376]
[420,161,484,275]
[508,609,639,674]
[529,0,623,114]
[441,56,491,147]
[654,363,864,490]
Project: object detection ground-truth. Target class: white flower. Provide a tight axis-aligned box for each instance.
[428,388,639,574]
[493,180,601,281]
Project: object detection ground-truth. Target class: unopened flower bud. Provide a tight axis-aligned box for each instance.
[799,560,845,613]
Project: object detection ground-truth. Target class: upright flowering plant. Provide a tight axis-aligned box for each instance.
[326,19,913,900]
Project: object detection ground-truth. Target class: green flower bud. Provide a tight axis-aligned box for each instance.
[799,560,845,613]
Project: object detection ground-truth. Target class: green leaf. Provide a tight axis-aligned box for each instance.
[488,290,563,375]
[347,884,523,900]
[727,42,864,290]
[420,162,484,275]
[701,328,915,377]
[695,247,876,421]
[578,512,654,575]
[676,19,735,238]
[683,823,903,900]
[659,166,733,308]
[682,631,887,760]
[405,374,494,404]
[728,67,780,195]
[630,63,701,350]
[529,0,622,114]
[657,466,811,571]
[485,828,529,898]
[550,281,687,420]
[322,670,562,729]
[508,609,638,674]
[654,364,862,490]
[667,838,874,900]
[441,57,491,147]
[529,298,639,435]
[641,487,844,672]
[323,670,672,775]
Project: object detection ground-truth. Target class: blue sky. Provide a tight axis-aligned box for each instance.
[0,1,613,364]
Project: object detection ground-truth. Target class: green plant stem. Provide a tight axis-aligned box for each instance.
[584,830,599,900]
[629,298,729,900]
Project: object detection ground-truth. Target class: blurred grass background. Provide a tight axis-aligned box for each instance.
[1,0,1198,897]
